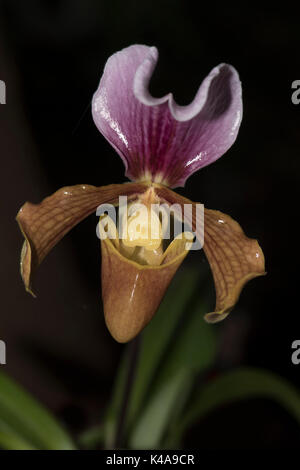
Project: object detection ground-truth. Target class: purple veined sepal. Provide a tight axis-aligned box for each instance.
[92,44,242,188]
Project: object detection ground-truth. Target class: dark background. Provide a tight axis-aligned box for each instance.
[0,1,299,449]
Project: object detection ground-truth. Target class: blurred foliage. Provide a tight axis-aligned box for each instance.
[169,368,300,447]
[85,269,300,449]
[1,269,300,449]
[0,371,75,450]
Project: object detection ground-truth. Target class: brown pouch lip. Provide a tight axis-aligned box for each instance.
[100,231,191,343]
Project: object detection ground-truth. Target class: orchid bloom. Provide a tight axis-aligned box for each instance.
[16,45,265,343]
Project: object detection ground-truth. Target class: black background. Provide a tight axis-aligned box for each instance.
[0,1,299,449]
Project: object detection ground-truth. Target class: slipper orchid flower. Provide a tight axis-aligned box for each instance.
[16,45,265,343]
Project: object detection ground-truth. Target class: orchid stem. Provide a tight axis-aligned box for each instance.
[114,335,141,448]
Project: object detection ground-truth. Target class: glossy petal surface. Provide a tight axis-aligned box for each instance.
[92,45,242,187]
[155,186,265,321]
[16,182,147,295]
[101,232,191,343]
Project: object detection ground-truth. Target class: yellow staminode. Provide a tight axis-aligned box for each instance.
[98,200,193,268]
[122,204,162,251]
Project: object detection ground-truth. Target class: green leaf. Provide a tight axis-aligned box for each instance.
[125,268,201,431]
[129,297,217,449]
[0,431,36,450]
[129,369,191,449]
[104,268,215,449]
[104,268,201,448]
[78,423,105,449]
[164,299,216,376]
[0,371,75,450]
[103,349,131,448]
[171,367,300,445]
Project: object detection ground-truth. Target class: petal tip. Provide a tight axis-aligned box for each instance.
[204,311,230,323]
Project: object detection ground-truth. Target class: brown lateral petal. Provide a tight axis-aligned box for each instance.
[100,235,191,343]
[16,182,147,295]
[155,185,266,322]
[201,209,265,322]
